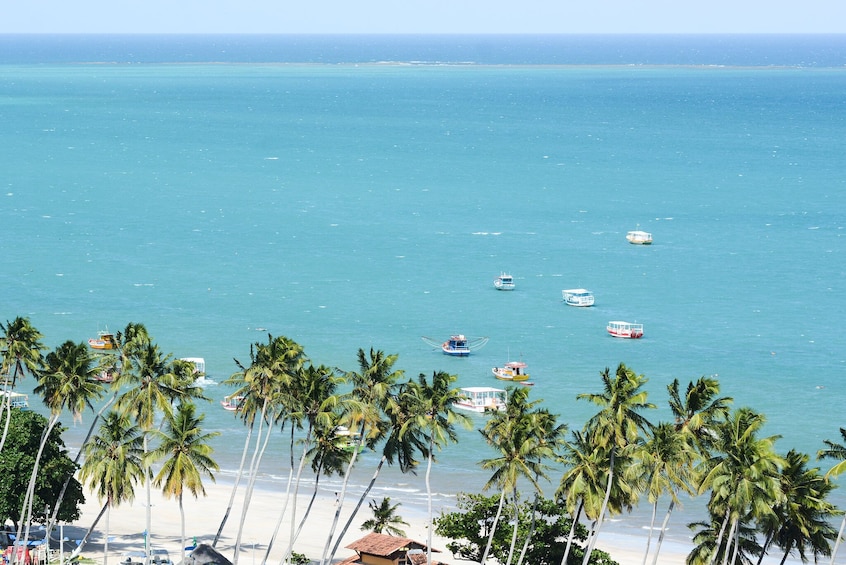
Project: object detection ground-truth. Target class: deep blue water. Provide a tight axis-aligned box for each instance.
[2,34,845,555]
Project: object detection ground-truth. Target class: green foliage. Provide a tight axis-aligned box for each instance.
[288,552,309,565]
[434,492,618,565]
[0,410,83,527]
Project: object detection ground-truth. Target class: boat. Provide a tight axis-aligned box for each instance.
[220,394,244,412]
[607,320,644,339]
[422,334,489,356]
[454,387,507,413]
[335,426,365,453]
[0,391,29,410]
[95,366,118,383]
[626,230,653,245]
[493,272,515,290]
[562,288,595,307]
[88,331,117,350]
[492,361,531,382]
[180,357,206,374]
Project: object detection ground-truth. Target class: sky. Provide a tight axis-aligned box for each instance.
[1,0,845,34]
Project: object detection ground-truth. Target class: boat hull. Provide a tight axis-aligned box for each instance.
[606,321,644,339]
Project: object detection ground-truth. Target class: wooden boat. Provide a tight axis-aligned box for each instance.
[422,334,489,356]
[607,321,644,339]
[493,272,515,290]
[492,361,531,382]
[88,331,117,350]
[454,387,507,413]
[626,230,653,245]
[562,288,595,307]
[220,395,244,412]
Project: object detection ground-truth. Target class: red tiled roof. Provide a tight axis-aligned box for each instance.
[345,533,441,557]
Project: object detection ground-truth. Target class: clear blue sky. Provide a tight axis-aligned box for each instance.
[2,0,845,34]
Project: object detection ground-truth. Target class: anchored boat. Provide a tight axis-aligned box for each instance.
[492,360,531,382]
[607,321,644,339]
[494,272,515,290]
[562,288,595,307]
[422,334,489,356]
[454,387,507,413]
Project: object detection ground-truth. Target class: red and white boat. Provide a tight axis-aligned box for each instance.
[607,321,644,339]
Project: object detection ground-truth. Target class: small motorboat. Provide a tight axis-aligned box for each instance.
[562,288,595,307]
[494,272,515,291]
[454,387,507,413]
[88,331,117,350]
[422,334,489,356]
[626,230,653,245]
[492,360,531,382]
[607,321,644,339]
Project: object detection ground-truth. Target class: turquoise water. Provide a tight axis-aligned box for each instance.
[2,35,845,551]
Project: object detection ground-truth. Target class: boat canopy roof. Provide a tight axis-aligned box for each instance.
[461,386,506,393]
[563,288,592,294]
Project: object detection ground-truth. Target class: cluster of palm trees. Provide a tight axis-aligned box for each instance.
[3,316,846,565]
[475,363,845,565]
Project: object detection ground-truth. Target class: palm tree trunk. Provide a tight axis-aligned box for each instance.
[144,433,152,561]
[426,448,435,565]
[729,518,741,565]
[326,455,388,564]
[320,431,365,565]
[0,378,13,453]
[179,493,186,565]
[650,499,675,565]
[263,427,301,565]
[16,414,59,563]
[233,403,273,565]
[213,421,254,547]
[505,494,520,565]
[707,508,731,565]
[560,500,583,565]
[284,461,326,564]
[47,392,117,543]
[581,449,616,565]
[721,517,738,565]
[755,532,773,565]
[641,500,659,565]
[67,501,109,562]
[104,499,111,565]
[481,489,507,564]
[830,515,846,565]
[516,493,539,565]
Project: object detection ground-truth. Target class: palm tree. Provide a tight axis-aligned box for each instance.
[227,334,304,565]
[321,348,403,565]
[818,427,846,565]
[0,317,45,453]
[406,370,472,565]
[556,429,611,565]
[361,497,410,536]
[756,449,838,565]
[17,340,105,556]
[626,421,696,565]
[697,407,783,565]
[149,401,220,559]
[74,410,145,565]
[577,363,655,565]
[668,377,732,455]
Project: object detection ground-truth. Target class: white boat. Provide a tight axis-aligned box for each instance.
[220,394,244,412]
[562,288,595,307]
[422,335,489,356]
[180,357,206,374]
[492,361,531,382]
[454,387,506,413]
[607,321,644,339]
[493,273,515,290]
[626,230,653,245]
[0,391,29,410]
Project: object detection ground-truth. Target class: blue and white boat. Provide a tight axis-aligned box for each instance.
[422,334,489,356]
[494,272,515,290]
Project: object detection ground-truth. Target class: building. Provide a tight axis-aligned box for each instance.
[339,532,444,565]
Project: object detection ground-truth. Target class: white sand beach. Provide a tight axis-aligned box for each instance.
[67,481,695,565]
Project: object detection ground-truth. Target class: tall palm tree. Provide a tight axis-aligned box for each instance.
[818,427,846,565]
[406,370,472,565]
[556,429,611,565]
[321,348,403,565]
[577,363,655,565]
[0,317,45,453]
[17,340,105,556]
[361,497,410,536]
[698,407,783,565]
[74,410,145,565]
[756,449,838,565]
[626,421,696,565]
[227,334,304,565]
[149,401,220,558]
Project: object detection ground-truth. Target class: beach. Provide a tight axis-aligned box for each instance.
[69,481,694,565]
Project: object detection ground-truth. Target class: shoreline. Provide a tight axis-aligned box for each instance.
[68,479,699,565]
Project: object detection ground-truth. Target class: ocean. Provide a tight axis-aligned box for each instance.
[2,34,845,555]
